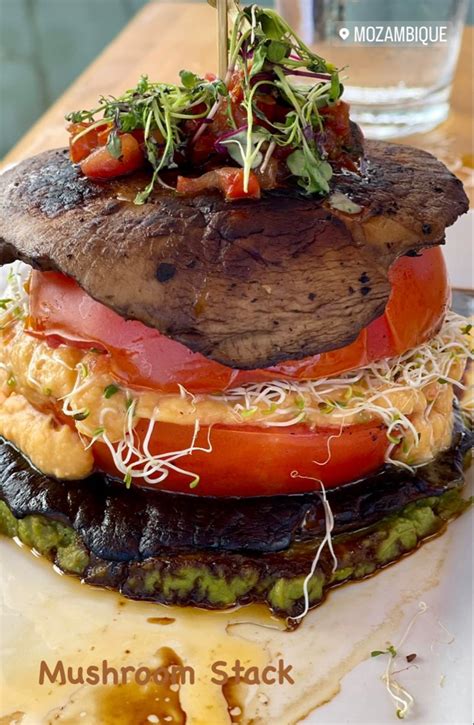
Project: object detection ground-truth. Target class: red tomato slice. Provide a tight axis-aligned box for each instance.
[225,168,261,199]
[177,168,261,200]
[92,419,389,495]
[68,122,106,163]
[320,101,351,136]
[27,247,449,394]
[80,133,145,180]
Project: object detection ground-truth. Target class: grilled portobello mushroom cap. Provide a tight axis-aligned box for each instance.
[0,142,468,368]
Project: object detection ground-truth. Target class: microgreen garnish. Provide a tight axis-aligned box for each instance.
[370,644,397,657]
[387,431,403,445]
[67,74,226,204]
[189,476,200,490]
[11,305,25,321]
[73,409,90,421]
[180,69,201,89]
[104,384,120,399]
[227,5,342,193]
[66,4,347,201]
[374,603,428,720]
[371,644,397,658]
[106,129,122,159]
[0,299,13,310]
[318,401,335,414]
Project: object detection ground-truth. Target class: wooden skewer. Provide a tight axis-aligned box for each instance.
[217,0,229,79]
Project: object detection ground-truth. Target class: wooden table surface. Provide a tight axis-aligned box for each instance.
[2,1,473,202]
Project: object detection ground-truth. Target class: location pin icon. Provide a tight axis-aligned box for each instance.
[339,27,350,40]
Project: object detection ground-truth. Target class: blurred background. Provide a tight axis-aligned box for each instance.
[0,0,268,157]
[0,0,473,158]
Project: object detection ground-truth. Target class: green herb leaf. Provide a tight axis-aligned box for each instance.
[66,5,345,203]
[250,43,268,77]
[134,187,153,206]
[136,75,150,94]
[0,298,13,310]
[106,130,122,159]
[318,401,335,414]
[219,130,267,168]
[73,409,90,421]
[257,9,288,41]
[371,645,397,658]
[11,305,25,321]
[329,72,341,101]
[267,40,288,63]
[286,149,306,176]
[461,324,472,335]
[179,69,200,89]
[134,169,160,205]
[387,432,403,445]
[104,384,120,399]
[287,149,332,194]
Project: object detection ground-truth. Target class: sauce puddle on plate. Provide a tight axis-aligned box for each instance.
[0,510,467,725]
[46,647,186,724]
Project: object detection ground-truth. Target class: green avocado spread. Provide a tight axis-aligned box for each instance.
[0,487,470,618]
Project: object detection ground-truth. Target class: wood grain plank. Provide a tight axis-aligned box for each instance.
[1,2,217,167]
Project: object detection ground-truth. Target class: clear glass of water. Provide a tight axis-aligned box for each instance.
[275,0,469,139]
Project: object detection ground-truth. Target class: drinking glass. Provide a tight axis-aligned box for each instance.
[276,0,469,138]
